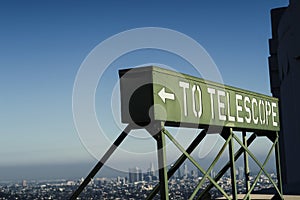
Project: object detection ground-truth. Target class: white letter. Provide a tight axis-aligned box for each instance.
[259,100,265,125]
[192,85,202,118]
[207,88,216,119]
[271,102,278,127]
[265,101,271,125]
[179,81,189,116]
[244,96,251,123]
[252,98,258,124]
[226,92,235,122]
[236,94,244,123]
[217,90,226,121]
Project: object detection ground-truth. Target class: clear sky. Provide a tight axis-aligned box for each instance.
[0,0,288,180]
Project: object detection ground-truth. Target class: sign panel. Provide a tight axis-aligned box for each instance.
[119,66,280,131]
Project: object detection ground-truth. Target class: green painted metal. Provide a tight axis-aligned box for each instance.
[242,131,251,199]
[234,134,281,194]
[196,133,256,200]
[232,134,283,199]
[242,138,278,200]
[162,128,231,199]
[92,66,285,200]
[229,128,237,200]
[72,64,284,200]
[70,125,132,199]
[154,123,169,200]
[275,132,283,197]
[119,66,280,131]
[189,133,232,199]
[146,129,207,200]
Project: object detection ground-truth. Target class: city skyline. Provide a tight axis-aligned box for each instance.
[0,0,288,181]
[0,151,278,182]
[0,166,279,199]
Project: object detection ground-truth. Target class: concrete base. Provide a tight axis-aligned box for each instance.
[216,194,300,200]
[284,195,300,200]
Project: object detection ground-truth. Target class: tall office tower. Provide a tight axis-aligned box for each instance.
[150,162,155,176]
[129,167,141,183]
[183,163,189,178]
[191,170,198,179]
[177,167,182,178]
[210,169,214,179]
[269,0,300,194]
[238,166,244,181]
[138,168,143,182]
[22,180,27,187]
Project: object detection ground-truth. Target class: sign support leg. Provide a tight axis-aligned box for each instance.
[197,133,256,200]
[154,122,169,200]
[229,128,237,200]
[163,128,230,199]
[146,129,207,200]
[243,131,251,199]
[189,131,232,199]
[275,131,283,198]
[70,125,132,200]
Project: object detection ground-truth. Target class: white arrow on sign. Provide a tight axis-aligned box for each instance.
[158,87,175,103]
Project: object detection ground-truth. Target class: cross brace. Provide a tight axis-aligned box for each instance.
[70,123,283,200]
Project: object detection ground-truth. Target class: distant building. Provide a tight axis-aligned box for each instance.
[143,163,158,182]
[117,176,126,185]
[66,180,76,186]
[149,162,155,177]
[269,0,300,194]
[191,170,198,179]
[238,166,244,181]
[183,163,189,179]
[210,169,215,179]
[177,167,182,178]
[22,180,27,187]
[128,167,143,183]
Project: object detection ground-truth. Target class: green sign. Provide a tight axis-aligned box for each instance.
[119,66,280,131]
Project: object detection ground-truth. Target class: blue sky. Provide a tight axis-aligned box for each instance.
[0,1,288,179]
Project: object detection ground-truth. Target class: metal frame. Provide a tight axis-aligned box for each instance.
[70,123,283,200]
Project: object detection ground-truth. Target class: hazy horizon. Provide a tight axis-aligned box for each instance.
[0,152,277,181]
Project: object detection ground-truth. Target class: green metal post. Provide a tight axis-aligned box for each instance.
[189,133,232,199]
[229,128,237,200]
[242,131,251,199]
[146,129,207,200]
[70,125,132,199]
[232,134,282,199]
[163,128,230,199]
[154,122,169,200]
[242,139,277,200]
[275,132,283,198]
[197,133,256,200]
